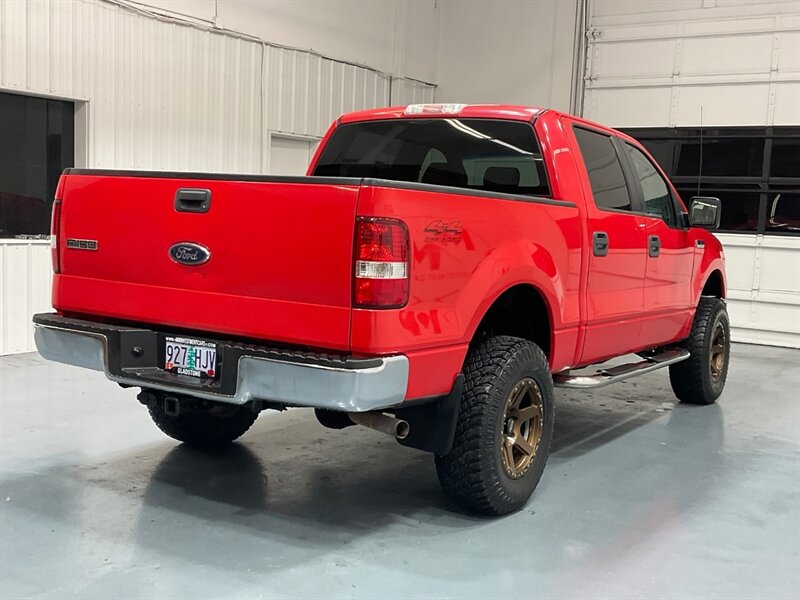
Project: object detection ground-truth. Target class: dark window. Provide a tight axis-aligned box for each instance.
[675,137,764,177]
[0,92,74,238]
[766,191,800,233]
[625,143,676,226]
[573,127,631,211]
[770,139,800,178]
[313,118,550,197]
[634,139,677,176]
[622,126,800,235]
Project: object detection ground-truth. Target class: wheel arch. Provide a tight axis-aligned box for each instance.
[701,269,726,299]
[469,283,553,360]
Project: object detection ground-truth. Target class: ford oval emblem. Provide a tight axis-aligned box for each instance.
[169,242,210,266]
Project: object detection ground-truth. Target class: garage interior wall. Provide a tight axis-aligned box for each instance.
[583,0,800,348]
[435,0,579,110]
[0,0,437,355]
[1,0,798,354]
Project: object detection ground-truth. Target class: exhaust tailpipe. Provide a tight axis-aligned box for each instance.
[348,412,410,440]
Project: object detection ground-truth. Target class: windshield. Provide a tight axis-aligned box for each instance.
[313,118,550,197]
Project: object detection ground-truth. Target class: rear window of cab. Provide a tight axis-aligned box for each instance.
[313,118,551,197]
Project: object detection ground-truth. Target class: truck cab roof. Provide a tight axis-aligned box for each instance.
[337,104,626,142]
[338,104,546,124]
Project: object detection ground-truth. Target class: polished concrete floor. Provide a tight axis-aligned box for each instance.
[1,344,798,599]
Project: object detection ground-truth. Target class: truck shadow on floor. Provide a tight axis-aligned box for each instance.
[551,377,681,457]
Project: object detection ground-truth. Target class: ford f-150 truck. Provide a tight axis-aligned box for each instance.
[34,104,729,515]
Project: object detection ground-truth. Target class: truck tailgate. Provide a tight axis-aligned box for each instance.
[54,172,360,351]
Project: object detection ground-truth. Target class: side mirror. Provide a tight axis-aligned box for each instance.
[688,196,721,229]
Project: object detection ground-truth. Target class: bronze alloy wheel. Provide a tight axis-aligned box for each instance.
[501,377,544,479]
[709,321,727,382]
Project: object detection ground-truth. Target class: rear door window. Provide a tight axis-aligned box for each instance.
[573,126,632,211]
[313,118,550,197]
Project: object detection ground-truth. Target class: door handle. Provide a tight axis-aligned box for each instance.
[593,231,609,257]
[648,235,660,258]
[174,188,211,213]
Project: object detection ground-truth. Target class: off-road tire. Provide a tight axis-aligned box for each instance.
[148,402,258,448]
[435,336,555,516]
[669,296,730,405]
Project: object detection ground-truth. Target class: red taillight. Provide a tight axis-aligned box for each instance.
[354,218,409,308]
[50,200,62,274]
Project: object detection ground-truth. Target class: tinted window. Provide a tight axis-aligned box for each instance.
[770,139,800,178]
[625,144,676,226]
[635,139,676,176]
[621,127,800,235]
[767,191,800,233]
[675,137,764,177]
[573,127,631,211]
[0,92,74,238]
[313,119,550,197]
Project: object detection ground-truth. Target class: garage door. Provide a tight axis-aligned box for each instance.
[582,0,800,348]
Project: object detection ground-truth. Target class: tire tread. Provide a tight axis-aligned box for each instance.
[435,336,553,515]
[669,296,729,404]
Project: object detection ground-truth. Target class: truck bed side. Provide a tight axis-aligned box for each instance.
[354,181,583,399]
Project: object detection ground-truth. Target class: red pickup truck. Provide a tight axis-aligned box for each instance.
[34,104,729,515]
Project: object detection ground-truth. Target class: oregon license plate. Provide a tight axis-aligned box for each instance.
[164,336,217,379]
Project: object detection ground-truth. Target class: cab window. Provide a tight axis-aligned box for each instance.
[624,143,677,227]
[313,118,550,197]
[573,126,632,212]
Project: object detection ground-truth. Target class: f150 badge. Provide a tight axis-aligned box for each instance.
[66,239,98,250]
[169,242,211,266]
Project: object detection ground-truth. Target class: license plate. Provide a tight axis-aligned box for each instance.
[164,336,217,379]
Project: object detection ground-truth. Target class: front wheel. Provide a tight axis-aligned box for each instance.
[669,297,730,405]
[435,336,555,516]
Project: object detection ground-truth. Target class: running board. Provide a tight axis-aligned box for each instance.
[553,349,690,389]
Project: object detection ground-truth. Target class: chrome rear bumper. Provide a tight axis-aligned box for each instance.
[33,314,408,412]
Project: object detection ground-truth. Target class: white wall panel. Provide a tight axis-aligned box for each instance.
[134,0,440,84]
[0,0,420,172]
[267,47,391,138]
[593,40,677,79]
[585,1,800,128]
[390,78,436,106]
[717,234,800,348]
[674,84,771,126]
[0,0,437,355]
[593,1,703,17]
[436,0,577,110]
[777,31,800,72]
[680,34,774,76]
[269,135,316,176]
[588,87,673,128]
[774,82,800,125]
[0,240,51,355]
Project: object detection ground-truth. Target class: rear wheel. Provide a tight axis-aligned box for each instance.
[669,297,730,405]
[147,397,259,448]
[435,336,555,516]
